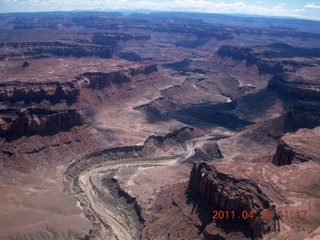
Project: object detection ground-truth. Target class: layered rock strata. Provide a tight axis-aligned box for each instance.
[188,162,280,239]
[0,64,158,142]
[272,127,320,166]
[218,44,319,74]
[65,126,192,184]
[0,42,113,60]
[91,33,151,47]
[0,81,79,104]
[268,72,320,101]
[77,64,157,89]
[285,101,320,130]
[0,108,83,140]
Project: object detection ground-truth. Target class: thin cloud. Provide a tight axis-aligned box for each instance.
[304,3,320,9]
[0,0,317,20]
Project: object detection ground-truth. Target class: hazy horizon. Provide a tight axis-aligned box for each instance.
[1,0,320,21]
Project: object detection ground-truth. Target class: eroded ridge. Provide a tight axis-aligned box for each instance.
[64,127,194,239]
[272,127,320,166]
[188,162,280,239]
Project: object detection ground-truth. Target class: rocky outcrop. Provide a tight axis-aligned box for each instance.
[77,64,157,89]
[268,73,320,101]
[174,39,210,48]
[0,107,83,140]
[118,52,142,61]
[268,70,320,134]
[218,45,284,74]
[22,60,29,68]
[14,23,58,30]
[218,46,251,61]
[65,127,192,183]
[218,44,318,74]
[0,64,157,104]
[0,42,113,60]
[188,162,279,239]
[0,64,158,142]
[79,72,131,89]
[285,101,320,131]
[0,81,79,104]
[218,44,320,61]
[166,102,252,131]
[129,64,157,76]
[272,141,296,166]
[162,59,192,70]
[272,127,320,166]
[91,33,151,47]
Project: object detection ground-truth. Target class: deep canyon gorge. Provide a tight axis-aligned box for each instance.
[0,11,319,240]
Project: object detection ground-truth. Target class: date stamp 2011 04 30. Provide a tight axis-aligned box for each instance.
[212,210,308,220]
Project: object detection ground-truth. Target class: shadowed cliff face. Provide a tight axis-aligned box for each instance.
[285,101,320,131]
[187,162,280,239]
[268,71,320,134]
[91,33,151,48]
[64,126,193,183]
[0,42,113,60]
[0,108,83,141]
[79,72,131,89]
[268,73,320,101]
[0,64,158,143]
[77,64,157,89]
[0,82,79,105]
[272,142,296,166]
[218,44,319,74]
[272,127,320,166]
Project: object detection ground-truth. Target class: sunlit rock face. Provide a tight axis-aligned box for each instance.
[188,162,279,239]
[273,127,320,166]
[0,11,319,240]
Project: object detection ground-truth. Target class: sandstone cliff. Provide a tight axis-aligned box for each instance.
[77,64,157,89]
[0,64,157,143]
[0,81,79,104]
[272,127,320,166]
[188,162,280,239]
[0,108,83,140]
[218,44,319,74]
[266,69,320,136]
[79,72,131,89]
[91,33,151,47]
[65,126,192,183]
[268,73,320,101]
[285,101,320,130]
[0,42,113,60]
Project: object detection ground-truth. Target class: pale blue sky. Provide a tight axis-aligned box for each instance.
[1,0,320,20]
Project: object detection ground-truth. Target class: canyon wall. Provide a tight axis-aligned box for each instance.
[218,44,318,74]
[272,141,296,166]
[64,126,192,183]
[91,33,151,47]
[78,64,157,89]
[79,72,131,89]
[218,46,284,74]
[0,81,79,104]
[266,65,320,144]
[187,162,279,239]
[0,108,83,140]
[285,101,320,130]
[268,74,320,101]
[0,42,113,60]
[272,127,320,166]
[0,64,157,142]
